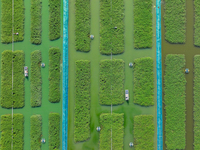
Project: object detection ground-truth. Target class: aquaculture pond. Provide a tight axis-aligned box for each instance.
[161,0,200,149]
[0,0,63,149]
[68,0,157,149]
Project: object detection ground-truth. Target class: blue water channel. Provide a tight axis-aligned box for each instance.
[62,0,68,149]
[62,0,163,149]
[156,0,163,149]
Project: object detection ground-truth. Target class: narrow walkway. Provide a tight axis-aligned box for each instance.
[161,0,196,149]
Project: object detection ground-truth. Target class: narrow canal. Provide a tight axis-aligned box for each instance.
[162,0,199,149]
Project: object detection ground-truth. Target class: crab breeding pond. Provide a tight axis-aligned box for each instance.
[162,0,200,149]
[0,0,63,149]
[67,0,158,149]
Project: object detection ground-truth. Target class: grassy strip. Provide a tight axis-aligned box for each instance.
[31,50,42,107]
[164,0,186,43]
[110,0,124,54]
[1,51,25,108]
[134,115,154,150]
[100,0,112,54]
[99,59,125,105]
[13,114,24,149]
[1,0,24,43]
[194,0,200,46]
[49,47,60,103]
[164,54,186,149]
[13,50,25,108]
[49,113,60,150]
[133,57,154,106]
[0,114,12,150]
[100,0,124,54]
[74,60,90,142]
[31,0,42,44]
[133,0,152,48]
[1,50,12,108]
[75,0,90,52]
[30,115,42,150]
[99,113,124,149]
[49,0,60,40]
[194,55,200,149]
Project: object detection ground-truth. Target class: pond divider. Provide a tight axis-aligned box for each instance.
[62,0,69,149]
[156,0,163,149]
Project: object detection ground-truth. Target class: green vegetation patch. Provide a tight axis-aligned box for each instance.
[1,0,25,43]
[100,0,124,54]
[133,115,154,150]
[30,115,42,150]
[0,114,12,150]
[13,114,24,149]
[194,0,200,46]
[99,113,124,149]
[49,0,61,40]
[133,0,152,49]
[75,0,90,52]
[74,60,90,142]
[194,55,200,149]
[1,114,24,150]
[133,57,154,106]
[99,59,125,105]
[164,54,186,149]
[164,0,186,43]
[13,50,25,108]
[49,113,60,150]
[49,48,61,103]
[1,50,12,108]
[31,0,42,44]
[1,50,25,108]
[31,50,42,107]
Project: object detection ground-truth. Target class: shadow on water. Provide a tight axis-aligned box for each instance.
[162,0,197,149]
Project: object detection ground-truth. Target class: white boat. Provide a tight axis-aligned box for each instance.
[24,66,28,77]
[125,90,129,100]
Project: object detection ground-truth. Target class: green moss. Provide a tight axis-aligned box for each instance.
[13,114,24,149]
[30,115,42,150]
[1,0,25,43]
[164,0,186,43]
[0,114,12,150]
[74,60,90,142]
[31,0,42,44]
[49,48,60,103]
[1,50,12,108]
[30,50,42,107]
[194,0,200,46]
[1,50,25,108]
[133,0,152,48]
[134,115,154,150]
[100,0,124,54]
[49,0,60,40]
[75,0,90,52]
[13,50,25,108]
[133,57,154,106]
[194,55,200,150]
[49,113,60,150]
[99,59,125,105]
[0,114,24,150]
[164,54,186,149]
[99,113,124,149]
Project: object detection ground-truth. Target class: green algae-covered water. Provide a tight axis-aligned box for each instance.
[0,0,63,149]
[162,0,198,149]
[68,0,157,149]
